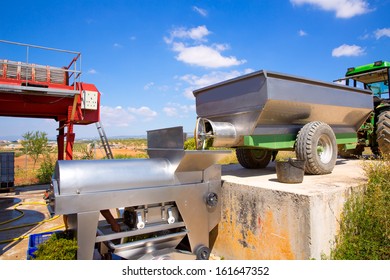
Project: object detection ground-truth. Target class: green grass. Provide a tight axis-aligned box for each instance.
[331,158,390,260]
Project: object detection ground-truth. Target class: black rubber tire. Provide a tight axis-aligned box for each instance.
[195,246,210,260]
[295,121,337,175]
[371,145,380,156]
[376,111,390,155]
[236,148,272,169]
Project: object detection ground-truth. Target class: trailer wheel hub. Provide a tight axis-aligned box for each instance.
[317,135,333,163]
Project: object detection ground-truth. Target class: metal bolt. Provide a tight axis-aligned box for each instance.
[136,212,145,229]
[167,208,175,224]
[206,192,218,207]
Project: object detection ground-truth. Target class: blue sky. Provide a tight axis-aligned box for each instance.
[0,0,389,140]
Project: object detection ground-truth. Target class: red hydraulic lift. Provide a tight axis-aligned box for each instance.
[0,40,101,160]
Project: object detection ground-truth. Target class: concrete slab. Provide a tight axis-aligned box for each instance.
[211,159,367,260]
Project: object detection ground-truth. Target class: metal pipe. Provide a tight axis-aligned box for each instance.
[0,39,80,55]
[196,118,237,149]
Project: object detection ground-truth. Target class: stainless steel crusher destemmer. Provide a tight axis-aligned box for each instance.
[47,126,230,260]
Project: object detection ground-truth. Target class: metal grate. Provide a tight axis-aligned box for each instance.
[0,59,68,85]
[0,59,4,77]
[6,62,18,79]
[35,66,47,82]
[50,68,66,84]
[20,64,32,80]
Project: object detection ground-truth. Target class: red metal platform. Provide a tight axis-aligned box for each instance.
[0,40,101,160]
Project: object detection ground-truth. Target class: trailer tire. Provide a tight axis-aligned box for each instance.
[376,111,390,155]
[236,148,272,169]
[295,121,337,175]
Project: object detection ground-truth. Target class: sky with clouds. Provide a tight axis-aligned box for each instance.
[0,0,389,139]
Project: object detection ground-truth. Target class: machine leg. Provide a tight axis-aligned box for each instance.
[57,121,65,160]
[76,211,100,260]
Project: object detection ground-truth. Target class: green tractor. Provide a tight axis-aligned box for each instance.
[336,60,390,157]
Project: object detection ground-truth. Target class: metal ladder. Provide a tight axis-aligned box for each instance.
[96,121,114,159]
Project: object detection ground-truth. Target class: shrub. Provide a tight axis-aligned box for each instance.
[184,138,197,150]
[21,131,51,168]
[36,155,56,184]
[331,159,390,260]
[34,231,77,260]
[74,143,95,160]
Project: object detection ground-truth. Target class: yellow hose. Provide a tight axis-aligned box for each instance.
[0,207,24,226]
[0,201,65,244]
[0,225,65,244]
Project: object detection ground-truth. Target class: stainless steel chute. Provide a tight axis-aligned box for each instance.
[47,126,230,260]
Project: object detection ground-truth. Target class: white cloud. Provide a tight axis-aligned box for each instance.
[298,30,308,36]
[332,44,366,57]
[375,28,390,39]
[100,106,135,127]
[164,25,211,44]
[143,82,171,92]
[291,0,371,18]
[172,42,246,68]
[163,103,195,118]
[193,6,208,17]
[359,32,370,40]
[113,43,123,48]
[128,106,157,121]
[178,69,254,99]
[100,105,157,127]
[87,69,97,74]
[334,79,346,85]
[164,25,246,68]
[163,107,178,117]
[143,82,154,90]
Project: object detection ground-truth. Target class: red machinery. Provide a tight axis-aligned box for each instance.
[0,40,101,160]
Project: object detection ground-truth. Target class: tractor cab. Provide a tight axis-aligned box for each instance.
[343,60,390,102]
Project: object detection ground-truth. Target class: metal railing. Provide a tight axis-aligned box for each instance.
[0,39,82,90]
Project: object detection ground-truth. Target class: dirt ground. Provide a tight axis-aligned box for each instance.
[13,148,144,167]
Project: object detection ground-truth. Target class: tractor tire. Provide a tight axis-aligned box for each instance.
[371,145,380,156]
[376,111,390,155]
[295,121,337,175]
[236,148,272,169]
